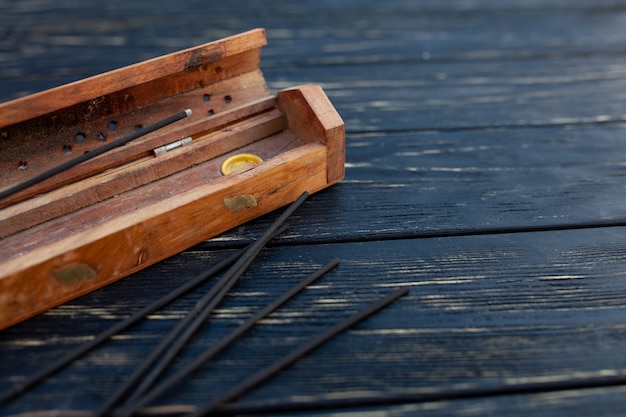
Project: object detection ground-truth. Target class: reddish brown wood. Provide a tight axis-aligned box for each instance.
[278,85,345,184]
[0,29,267,128]
[0,30,345,330]
[0,105,286,238]
[0,61,270,206]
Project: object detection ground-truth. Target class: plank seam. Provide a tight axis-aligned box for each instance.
[196,219,626,251]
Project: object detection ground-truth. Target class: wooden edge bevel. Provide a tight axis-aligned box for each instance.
[0,28,267,128]
[277,85,345,184]
[0,87,275,209]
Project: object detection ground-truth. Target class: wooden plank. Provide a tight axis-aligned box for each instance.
[265,58,626,133]
[3,227,626,413]
[198,123,626,247]
[229,386,626,416]
[0,28,266,126]
[3,1,626,85]
[8,35,626,135]
[8,4,626,241]
[2,1,626,416]
[0,139,331,329]
[6,2,626,102]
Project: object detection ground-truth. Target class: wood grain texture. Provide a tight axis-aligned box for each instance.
[3,0,626,416]
[0,24,344,329]
[0,47,269,204]
[3,228,626,414]
[0,137,333,329]
[200,124,626,247]
[0,105,285,237]
[0,28,266,127]
[278,85,346,183]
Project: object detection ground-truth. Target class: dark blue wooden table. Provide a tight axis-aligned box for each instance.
[4,1,626,415]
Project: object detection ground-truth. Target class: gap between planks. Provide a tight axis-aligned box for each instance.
[195,218,626,252]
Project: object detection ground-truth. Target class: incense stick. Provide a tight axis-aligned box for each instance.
[0,225,288,407]
[94,192,309,417]
[116,258,339,417]
[0,109,191,204]
[189,286,410,417]
[216,372,626,416]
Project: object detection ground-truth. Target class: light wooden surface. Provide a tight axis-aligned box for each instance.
[3,1,626,416]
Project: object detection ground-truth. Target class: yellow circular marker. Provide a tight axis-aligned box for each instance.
[221,153,263,175]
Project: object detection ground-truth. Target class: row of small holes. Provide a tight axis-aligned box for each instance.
[15,93,233,168]
[62,120,122,157]
[16,121,138,168]
[204,94,233,116]
[66,121,145,156]
[62,94,233,158]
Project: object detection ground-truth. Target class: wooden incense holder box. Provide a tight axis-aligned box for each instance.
[0,29,345,330]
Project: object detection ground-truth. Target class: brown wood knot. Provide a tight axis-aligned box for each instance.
[51,264,97,285]
[224,194,257,213]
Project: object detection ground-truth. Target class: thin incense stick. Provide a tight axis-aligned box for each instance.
[189,286,410,417]
[0,224,288,407]
[117,258,340,417]
[122,194,309,408]
[121,251,257,406]
[0,109,191,204]
[95,192,309,417]
[216,372,626,416]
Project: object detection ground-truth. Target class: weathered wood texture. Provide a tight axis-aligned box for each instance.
[3,0,626,416]
[4,230,626,415]
[0,27,344,330]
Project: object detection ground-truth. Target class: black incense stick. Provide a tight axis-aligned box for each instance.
[95,192,309,417]
[0,109,191,204]
[189,286,410,417]
[216,372,626,416]
[0,225,288,407]
[122,193,310,408]
[117,258,340,417]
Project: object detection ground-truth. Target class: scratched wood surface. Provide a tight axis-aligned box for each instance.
[4,0,626,416]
